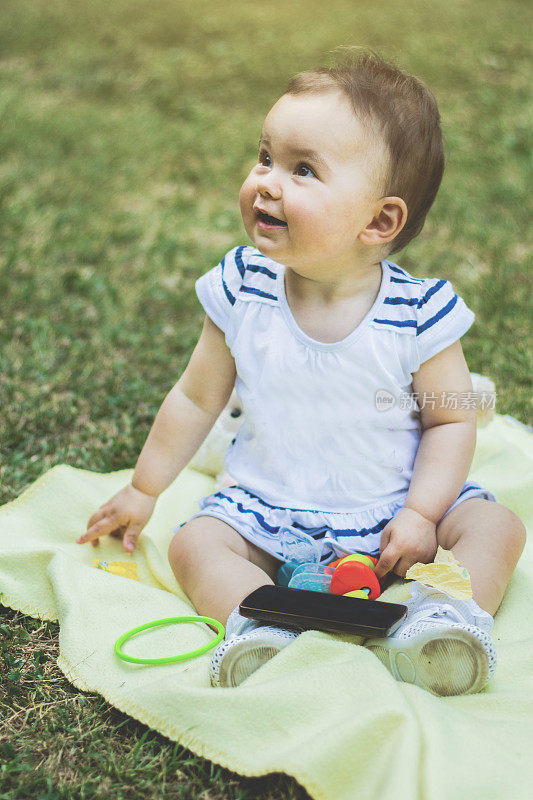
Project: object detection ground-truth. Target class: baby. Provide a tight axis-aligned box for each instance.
[78,49,526,696]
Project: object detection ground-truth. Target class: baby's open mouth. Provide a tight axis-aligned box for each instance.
[256,210,288,227]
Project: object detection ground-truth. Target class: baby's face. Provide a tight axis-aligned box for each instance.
[239,89,387,275]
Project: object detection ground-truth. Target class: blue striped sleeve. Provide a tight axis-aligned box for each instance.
[195,246,247,333]
[415,278,475,366]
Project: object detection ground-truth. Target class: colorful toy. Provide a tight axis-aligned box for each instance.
[328,554,381,599]
[281,553,381,600]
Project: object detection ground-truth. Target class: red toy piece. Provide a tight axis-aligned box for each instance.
[329,553,381,600]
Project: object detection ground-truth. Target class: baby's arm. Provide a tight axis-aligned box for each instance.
[79,314,236,549]
[404,339,477,524]
[132,313,236,496]
[374,340,476,579]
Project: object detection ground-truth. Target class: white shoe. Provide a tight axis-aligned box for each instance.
[210,606,301,688]
[364,582,497,696]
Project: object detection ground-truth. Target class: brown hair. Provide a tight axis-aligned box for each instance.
[284,47,445,255]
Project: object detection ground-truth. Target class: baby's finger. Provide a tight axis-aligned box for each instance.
[393,557,412,578]
[77,518,114,544]
[123,523,142,553]
[374,545,399,580]
[378,527,392,558]
[87,508,107,529]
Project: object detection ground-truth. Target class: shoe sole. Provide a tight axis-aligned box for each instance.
[218,641,283,688]
[365,628,489,696]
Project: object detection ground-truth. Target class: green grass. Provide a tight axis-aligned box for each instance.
[0,0,531,796]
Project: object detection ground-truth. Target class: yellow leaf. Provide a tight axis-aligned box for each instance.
[405,546,472,600]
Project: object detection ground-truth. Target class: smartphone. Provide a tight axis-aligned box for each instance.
[240,585,407,637]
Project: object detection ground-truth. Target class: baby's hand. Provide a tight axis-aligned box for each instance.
[374,507,437,580]
[76,484,157,553]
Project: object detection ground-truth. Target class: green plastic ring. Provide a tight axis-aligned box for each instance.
[114,616,225,665]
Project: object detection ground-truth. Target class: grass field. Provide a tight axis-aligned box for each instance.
[0,0,531,797]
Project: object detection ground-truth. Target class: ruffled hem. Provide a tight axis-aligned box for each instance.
[202,486,404,531]
[175,486,406,564]
[174,482,498,566]
[231,480,410,515]
[220,484,406,522]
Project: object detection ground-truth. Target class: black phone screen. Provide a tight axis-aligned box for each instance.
[240,585,407,637]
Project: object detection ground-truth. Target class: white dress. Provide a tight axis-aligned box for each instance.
[178,246,496,563]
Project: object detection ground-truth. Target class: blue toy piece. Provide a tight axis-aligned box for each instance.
[277,561,300,586]
[277,561,336,591]
[276,526,326,586]
[288,562,335,592]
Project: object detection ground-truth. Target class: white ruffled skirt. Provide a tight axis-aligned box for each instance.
[175,481,497,565]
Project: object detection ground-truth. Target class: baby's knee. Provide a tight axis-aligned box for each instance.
[167,517,234,574]
[504,508,527,555]
[167,523,202,573]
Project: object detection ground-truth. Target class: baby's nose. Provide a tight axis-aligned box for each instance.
[256,174,282,200]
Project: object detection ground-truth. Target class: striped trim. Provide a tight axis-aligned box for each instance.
[387,263,423,283]
[239,284,278,301]
[417,293,458,335]
[382,279,446,309]
[384,296,419,307]
[212,491,281,534]
[328,518,390,540]
[417,279,446,309]
[374,272,463,337]
[236,485,394,516]
[226,247,280,304]
[246,262,277,280]
[220,256,236,306]
[390,276,424,285]
[218,245,277,308]
[237,485,328,513]
[212,491,392,541]
[373,318,417,329]
[458,482,482,498]
[234,245,246,278]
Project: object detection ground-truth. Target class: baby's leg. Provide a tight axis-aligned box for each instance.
[168,516,282,626]
[435,498,526,616]
[365,499,526,696]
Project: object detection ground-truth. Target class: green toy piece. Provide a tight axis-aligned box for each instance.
[114,616,225,665]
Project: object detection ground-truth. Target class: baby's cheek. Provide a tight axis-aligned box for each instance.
[286,202,317,232]
[293,209,338,248]
[239,181,256,225]
[239,176,255,207]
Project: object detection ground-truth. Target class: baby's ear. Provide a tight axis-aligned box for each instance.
[359,197,407,247]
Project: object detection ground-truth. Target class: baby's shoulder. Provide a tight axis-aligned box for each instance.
[222,245,280,308]
[196,246,283,337]
[371,259,467,337]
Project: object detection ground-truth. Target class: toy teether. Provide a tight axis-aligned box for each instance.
[283,552,382,599]
[329,554,381,600]
[288,562,336,591]
[279,526,322,564]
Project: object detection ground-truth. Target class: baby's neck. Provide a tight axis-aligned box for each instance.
[285,253,384,306]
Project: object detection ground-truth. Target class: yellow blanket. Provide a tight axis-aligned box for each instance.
[1,413,532,800]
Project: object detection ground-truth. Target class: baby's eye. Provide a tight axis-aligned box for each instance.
[258,149,271,167]
[295,163,315,178]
